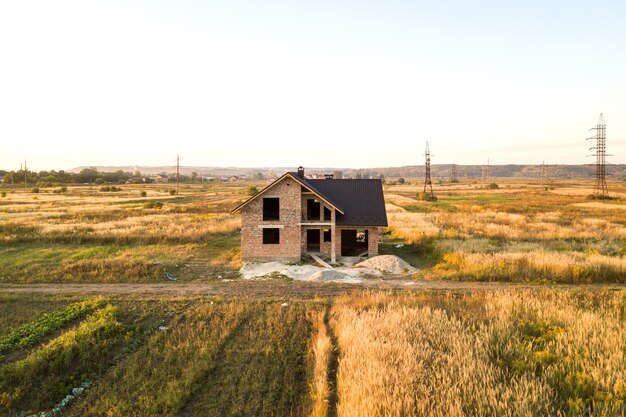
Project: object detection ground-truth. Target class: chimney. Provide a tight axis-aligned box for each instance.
[297,166,304,178]
[324,174,334,180]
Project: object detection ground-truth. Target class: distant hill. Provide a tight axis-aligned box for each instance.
[70,164,626,179]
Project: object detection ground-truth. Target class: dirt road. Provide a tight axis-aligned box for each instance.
[1,280,623,298]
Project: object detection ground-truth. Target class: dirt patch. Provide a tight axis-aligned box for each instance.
[1,282,624,298]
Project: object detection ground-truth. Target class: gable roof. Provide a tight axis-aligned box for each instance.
[230,172,345,215]
[297,176,388,227]
[231,172,387,227]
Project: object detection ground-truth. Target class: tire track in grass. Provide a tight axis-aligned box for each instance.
[178,310,254,416]
[324,304,339,417]
[180,302,311,417]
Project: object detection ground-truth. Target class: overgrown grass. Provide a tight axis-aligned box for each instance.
[67,300,314,417]
[0,234,240,282]
[0,290,623,416]
[384,180,626,283]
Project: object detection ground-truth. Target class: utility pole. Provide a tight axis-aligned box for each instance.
[586,114,610,198]
[176,154,180,193]
[541,160,546,188]
[24,159,27,189]
[423,141,434,200]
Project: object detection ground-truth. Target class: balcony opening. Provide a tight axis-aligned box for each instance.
[323,207,331,221]
[307,199,320,220]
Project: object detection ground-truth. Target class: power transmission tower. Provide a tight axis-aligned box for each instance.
[423,141,434,199]
[482,159,491,182]
[24,159,27,189]
[541,160,546,188]
[176,154,180,193]
[451,163,458,182]
[586,114,610,198]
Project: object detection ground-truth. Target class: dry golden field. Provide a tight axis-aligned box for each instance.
[382,178,626,283]
[1,178,625,416]
[1,177,625,283]
[330,290,626,417]
[0,182,247,282]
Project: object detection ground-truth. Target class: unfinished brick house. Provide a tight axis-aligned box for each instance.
[231,167,388,263]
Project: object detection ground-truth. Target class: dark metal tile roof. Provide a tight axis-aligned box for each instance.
[294,174,388,226]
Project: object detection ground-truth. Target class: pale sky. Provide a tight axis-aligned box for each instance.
[1,0,625,171]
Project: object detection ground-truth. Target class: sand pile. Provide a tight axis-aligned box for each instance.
[304,269,362,283]
[355,255,418,274]
[239,262,322,280]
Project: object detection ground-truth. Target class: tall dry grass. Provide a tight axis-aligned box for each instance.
[388,211,626,242]
[437,251,626,283]
[331,291,626,417]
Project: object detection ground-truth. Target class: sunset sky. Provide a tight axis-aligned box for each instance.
[1,0,625,170]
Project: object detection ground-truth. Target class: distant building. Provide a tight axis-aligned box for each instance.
[126,177,145,184]
[228,175,240,182]
[155,174,169,183]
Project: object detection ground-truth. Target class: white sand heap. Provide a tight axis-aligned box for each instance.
[239,262,322,280]
[304,269,362,283]
[239,255,417,283]
[355,255,418,274]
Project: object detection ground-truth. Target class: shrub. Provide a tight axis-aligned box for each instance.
[169,189,177,195]
[140,191,147,197]
[100,186,121,192]
[488,183,499,189]
[0,191,5,198]
[144,201,163,209]
[31,188,39,193]
[94,178,105,184]
[416,192,437,201]
[246,186,258,196]
[586,194,617,201]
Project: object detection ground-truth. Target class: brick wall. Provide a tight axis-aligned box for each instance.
[368,227,380,256]
[240,177,302,262]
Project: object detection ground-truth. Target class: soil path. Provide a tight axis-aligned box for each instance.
[1,281,624,297]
